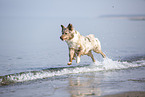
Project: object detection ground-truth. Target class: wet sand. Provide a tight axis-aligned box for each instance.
[102,91,145,97]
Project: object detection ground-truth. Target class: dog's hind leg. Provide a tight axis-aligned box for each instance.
[94,38,106,58]
[87,51,96,62]
[100,51,106,58]
[94,49,106,58]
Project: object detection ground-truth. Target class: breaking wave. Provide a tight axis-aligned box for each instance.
[0,57,145,85]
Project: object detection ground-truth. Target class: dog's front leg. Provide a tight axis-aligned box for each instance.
[68,48,75,65]
[76,50,82,64]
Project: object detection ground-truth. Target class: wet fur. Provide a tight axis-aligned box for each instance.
[60,24,106,65]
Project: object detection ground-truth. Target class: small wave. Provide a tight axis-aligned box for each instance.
[0,57,145,85]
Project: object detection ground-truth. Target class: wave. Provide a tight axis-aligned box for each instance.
[0,57,145,86]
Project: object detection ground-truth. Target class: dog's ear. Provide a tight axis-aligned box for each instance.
[61,25,65,31]
[67,23,73,31]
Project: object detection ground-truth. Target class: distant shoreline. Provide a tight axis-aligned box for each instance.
[100,14,145,20]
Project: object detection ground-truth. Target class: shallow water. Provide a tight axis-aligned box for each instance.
[0,57,145,84]
[0,59,145,97]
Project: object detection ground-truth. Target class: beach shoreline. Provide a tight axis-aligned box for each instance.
[102,91,145,97]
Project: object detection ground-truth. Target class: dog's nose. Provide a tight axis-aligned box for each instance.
[60,36,63,41]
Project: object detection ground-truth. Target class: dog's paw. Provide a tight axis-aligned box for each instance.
[76,56,80,64]
[67,62,72,65]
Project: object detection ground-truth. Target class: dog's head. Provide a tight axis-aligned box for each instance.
[60,23,75,41]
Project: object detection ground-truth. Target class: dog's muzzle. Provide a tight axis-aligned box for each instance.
[60,36,64,41]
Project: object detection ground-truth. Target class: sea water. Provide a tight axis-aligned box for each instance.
[0,17,145,97]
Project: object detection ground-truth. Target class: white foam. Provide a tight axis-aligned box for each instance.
[6,57,145,83]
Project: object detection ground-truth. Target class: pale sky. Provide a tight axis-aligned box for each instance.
[0,0,145,18]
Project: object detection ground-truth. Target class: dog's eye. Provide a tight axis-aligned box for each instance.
[65,33,67,35]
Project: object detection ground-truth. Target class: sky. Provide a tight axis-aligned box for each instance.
[0,0,145,18]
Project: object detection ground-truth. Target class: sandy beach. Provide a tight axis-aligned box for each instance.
[103,91,145,97]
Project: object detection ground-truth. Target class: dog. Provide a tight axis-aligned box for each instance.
[60,23,106,65]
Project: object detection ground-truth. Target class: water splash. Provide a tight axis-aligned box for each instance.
[1,57,145,85]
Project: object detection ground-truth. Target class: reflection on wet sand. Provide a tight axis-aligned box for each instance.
[68,74,102,97]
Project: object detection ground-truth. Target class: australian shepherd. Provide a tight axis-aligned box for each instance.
[60,23,106,65]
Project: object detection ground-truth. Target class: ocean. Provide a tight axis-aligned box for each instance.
[0,16,145,97]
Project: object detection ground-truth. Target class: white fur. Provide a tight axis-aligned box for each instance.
[66,31,80,50]
[76,56,80,63]
[66,31,101,55]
